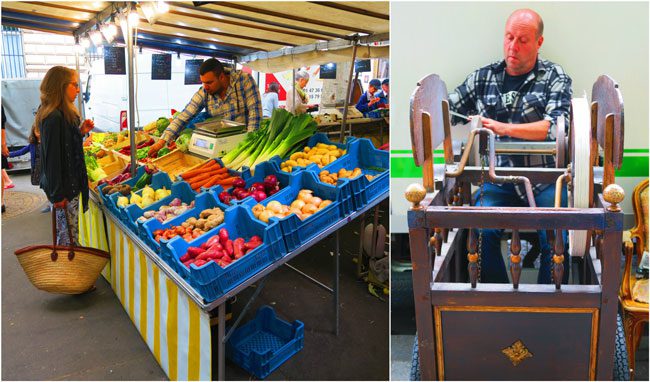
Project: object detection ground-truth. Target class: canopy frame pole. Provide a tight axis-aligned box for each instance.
[292,68,296,114]
[126,11,137,177]
[74,45,85,121]
[340,38,358,142]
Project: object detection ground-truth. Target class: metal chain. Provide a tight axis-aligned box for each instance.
[477,153,487,283]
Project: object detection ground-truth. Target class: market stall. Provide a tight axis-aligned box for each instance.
[2,2,389,379]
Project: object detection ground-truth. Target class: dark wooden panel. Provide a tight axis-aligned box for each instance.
[437,308,596,380]
[410,74,448,166]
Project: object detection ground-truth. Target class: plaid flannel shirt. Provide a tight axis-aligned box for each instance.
[448,57,572,202]
[162,70,262,142]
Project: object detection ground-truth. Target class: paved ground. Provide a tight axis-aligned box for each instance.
[2,172,389,380]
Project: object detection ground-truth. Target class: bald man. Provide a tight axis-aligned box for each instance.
[448,9,572,284]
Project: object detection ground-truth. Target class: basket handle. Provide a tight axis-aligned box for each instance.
[51,205,76,262]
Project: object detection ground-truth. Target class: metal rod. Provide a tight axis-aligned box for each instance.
[340,38,358,141]
[356,212,365,277]
[224,277,268,343]
[126,11,137,177]
[74,46,85,120]
[335,229,340,336]
[292,68,296,114]
[494,148,556,155]
[284,263,333,292]
[555,172,570,208]
[218,303,226,381]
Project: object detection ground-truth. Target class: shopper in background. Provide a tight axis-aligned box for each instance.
[447,9,572,284]
[149,58,263,157]
[2,106,11,213]
[286,70,311,115]
[381,78,390,105]
[356,79,387,115]
[37,66,95,245]
[262,82,280,118]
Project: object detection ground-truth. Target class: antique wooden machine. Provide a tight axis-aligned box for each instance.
[405,74,625,380]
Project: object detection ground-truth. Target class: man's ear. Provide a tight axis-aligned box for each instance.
[537,35,544,49]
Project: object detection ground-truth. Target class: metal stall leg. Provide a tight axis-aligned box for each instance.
[335,229,340,336]
[218,303,226,381]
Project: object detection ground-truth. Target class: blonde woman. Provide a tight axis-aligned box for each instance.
[36,66,94,245]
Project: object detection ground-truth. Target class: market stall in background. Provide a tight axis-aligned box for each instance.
[1,1,389,380]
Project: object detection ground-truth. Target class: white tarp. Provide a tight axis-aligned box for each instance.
[1,79,41,147]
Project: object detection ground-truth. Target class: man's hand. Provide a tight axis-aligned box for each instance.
[480,117,510,136]
[368,98,380,106]
[2,145,8,157]
[53,198,68,209]
[80,119,95,135]
[148,139,166,158]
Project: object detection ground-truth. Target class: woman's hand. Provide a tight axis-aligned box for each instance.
[81,119,95,135]
[2,145,8,157]
[53,198,68,209]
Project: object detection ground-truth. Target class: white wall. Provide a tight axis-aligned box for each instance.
[390,1,649,232]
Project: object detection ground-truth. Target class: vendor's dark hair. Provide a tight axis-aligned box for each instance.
[199,58,225,76]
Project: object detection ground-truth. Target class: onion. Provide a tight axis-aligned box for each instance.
[290,200,306,210]
[252,190,267,202]
[266,201,282,214]
[319,200,332,209]
[302,204,318,215]
[263,175,278,189]
[310,197,322,207]
[218,191,230,203]
[258,210,272,223]
[252,204,265,218]
[232,177,246,189]
[169,198,182,207]
[298,193,313,204]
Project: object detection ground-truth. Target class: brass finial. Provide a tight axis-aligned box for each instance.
[603,184,625,212]
[405,183,426,210]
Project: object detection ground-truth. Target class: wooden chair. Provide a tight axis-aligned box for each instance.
[619,178,649,379]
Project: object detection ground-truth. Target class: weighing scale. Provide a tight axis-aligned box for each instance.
[189,118,248,158]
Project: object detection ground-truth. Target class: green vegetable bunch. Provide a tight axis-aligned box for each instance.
[136,147,151,160]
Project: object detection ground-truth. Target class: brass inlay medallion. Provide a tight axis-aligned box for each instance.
[502,340,533,366]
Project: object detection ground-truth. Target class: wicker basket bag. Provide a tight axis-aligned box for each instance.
[15,207,110,294]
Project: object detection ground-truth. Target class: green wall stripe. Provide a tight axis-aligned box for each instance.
[390,156,649,178]
[390,148,648,154]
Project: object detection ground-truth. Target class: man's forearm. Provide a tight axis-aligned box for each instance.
[503,120,550,141]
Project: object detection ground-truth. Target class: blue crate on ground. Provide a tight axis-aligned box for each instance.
[97,166,147,216]
[166,205,286,302]
[226,306,304,380]
[107,171,174,231]
[139,191,229,258]
[266,133,355,177]
[125,180,197,233]
[178,157,251,192]
[243,171,349,252]
[208,161,294,207]
[315,138,388,210]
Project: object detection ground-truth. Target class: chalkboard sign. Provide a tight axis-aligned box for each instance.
[104,46,126,75]
[355,59,371,73]
[151,54,172,80]
[319,63,337,79]
[184,59,204,85]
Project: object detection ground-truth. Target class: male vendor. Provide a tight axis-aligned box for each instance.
[448,9,572,284]
[149,58,262,157]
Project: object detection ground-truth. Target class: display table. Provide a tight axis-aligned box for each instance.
[79,189,388,380]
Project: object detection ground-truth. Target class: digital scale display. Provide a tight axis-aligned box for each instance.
[194,138,211,149]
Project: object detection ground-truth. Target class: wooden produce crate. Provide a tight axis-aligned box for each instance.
[89,155,129,191]
[112,131,151,151]
[151,149,208,181]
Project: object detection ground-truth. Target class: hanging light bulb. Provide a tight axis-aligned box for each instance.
[96,45,104,55]
[80,36,91,49]
[128,8,140,27]
[89,29,103,46]
[100,22,117,44]
[156,1,169,14]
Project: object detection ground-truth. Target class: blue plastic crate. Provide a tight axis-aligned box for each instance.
[243,171,350,252]
[165,205,286,302]
[208,161,293,207]
[314,138,388,211]
[97,166,147,216]
[266,133,355,177]
[139,191,229,258]
[178,157,251,192]
[124,180,197,233]
[226,306,304,380]
[107,171,174,231]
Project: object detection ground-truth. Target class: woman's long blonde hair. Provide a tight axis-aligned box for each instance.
[35,66,80,127]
